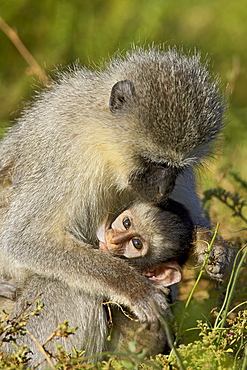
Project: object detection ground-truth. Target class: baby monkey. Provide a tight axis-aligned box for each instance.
[97,199,236,355]
[97,198,194,355]
[97,198,194,288]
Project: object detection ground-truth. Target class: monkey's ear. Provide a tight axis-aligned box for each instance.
[145,261,182,287]
[109,80,136,113]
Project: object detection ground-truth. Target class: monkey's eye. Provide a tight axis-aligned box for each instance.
[132,238,143,250]
[123,217,131,229]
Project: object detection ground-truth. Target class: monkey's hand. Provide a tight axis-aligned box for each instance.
[0,278,18,300]
[194,228,237,281]
[129,285,172,323]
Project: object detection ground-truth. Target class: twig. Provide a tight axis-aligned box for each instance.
[0,16,51,85]
[2,292,43,334]
[26,329,56,370]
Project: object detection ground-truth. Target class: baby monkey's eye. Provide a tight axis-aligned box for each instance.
[132,238,143,250]
[123,217,131,229]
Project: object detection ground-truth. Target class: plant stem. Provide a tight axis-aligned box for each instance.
[214,245,247,330]
[173,224,219,347]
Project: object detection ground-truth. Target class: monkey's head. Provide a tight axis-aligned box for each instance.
[97,199,193,287]
[108,47,225,201]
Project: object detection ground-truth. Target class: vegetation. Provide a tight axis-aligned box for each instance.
[0,1,246,369]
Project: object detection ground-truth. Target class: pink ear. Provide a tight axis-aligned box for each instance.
[145,261,182,287]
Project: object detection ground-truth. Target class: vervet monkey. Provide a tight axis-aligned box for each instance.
[98,198,194,355]
[0,46,228,364]
[0,199,233,303]
[97,198,194,285]
[96,199,236,354]
[97,199,235,282]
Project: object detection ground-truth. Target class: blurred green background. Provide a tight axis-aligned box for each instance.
[0,0,247,230]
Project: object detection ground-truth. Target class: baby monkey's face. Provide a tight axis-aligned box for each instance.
[96,207,182,288]
[97,209,150,258]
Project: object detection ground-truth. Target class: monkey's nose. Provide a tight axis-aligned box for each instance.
[110,230,135,244]
[156,181,175,200]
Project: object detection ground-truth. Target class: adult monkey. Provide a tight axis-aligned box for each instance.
[0,46,226,365]
[98,198,194,356]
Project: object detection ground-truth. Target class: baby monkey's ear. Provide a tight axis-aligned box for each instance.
[145,261,182,287]
[109,80,136,113]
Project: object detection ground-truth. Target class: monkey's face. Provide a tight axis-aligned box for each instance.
[109,79,181,201]
[97,209,149,259]
[96,206,182,287]
[109,50,225,201]
[128,162,180,202]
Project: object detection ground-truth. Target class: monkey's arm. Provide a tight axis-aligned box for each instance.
[1,231,169,323]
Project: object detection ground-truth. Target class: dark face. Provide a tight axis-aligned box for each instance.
[128,161,180,202]
[109,79,186,202]
[109,55,224,202]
